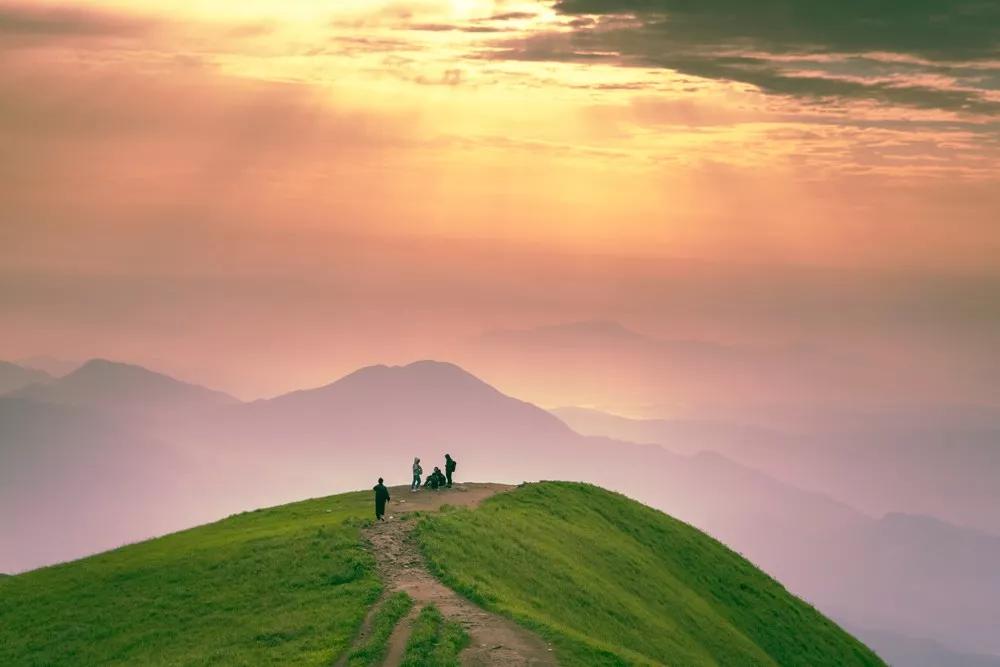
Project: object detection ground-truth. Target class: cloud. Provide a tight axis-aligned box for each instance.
[486,0,1000,115]
[553,0,999,61]
[409,22,503,33]
[485,12,537,22]
[0,1,153,38]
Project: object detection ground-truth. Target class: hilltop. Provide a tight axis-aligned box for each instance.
[0,482,882,666]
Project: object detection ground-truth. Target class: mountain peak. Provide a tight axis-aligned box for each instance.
[394,359,485,381]
[0,361,52,395]
[13,358,237,411]
[72,358,162,378]
[318,359,492,394]
[249,358,573,444]
[14,355,79,377]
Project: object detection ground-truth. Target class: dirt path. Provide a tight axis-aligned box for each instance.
[363,482,558,666]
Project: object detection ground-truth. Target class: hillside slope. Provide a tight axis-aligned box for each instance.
[418,482,884,666]
[0,491,380,665]
[0,482,881,666]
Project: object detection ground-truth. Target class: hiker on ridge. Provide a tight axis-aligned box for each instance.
[411,457,423,491]
[373,477,390,521]
[445,453,457,488]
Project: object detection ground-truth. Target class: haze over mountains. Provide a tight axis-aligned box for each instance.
[554,406,1000,535]
[462,319,999,421]
[2,356,998,664]
[462,321,1000,438]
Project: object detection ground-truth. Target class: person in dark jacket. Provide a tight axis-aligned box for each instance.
[445,454,457,488]
[373,477,390,520]
[427,467,446,490]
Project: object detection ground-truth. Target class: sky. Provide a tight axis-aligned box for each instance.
[1,0,998,408]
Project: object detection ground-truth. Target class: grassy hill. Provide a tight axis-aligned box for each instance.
[417,482,884,666]
[1,482,883,666]
[0,492,379,665]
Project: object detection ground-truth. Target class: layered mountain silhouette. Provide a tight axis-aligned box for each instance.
[2,358,998,664]
[15,355,80,377]
[554,405,1000,536]
[245,360,570,443]
[464,319,891,418]
[826,513,1000,658]
[0,361,51,395]
[845,626,1000,667]
[10,358,238,416]
[0,397,195,572]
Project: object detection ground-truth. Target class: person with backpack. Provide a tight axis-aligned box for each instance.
[445,454,457,488]
[411,457,423,491]
[373,477,390,521]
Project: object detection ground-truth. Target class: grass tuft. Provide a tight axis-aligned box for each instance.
[346,591,414,666]
[401,604,469,667]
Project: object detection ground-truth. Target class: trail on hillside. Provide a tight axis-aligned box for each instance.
[344,483,557,667]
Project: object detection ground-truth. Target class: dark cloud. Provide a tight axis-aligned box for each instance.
[0,2,152,38]
[554,0,1000,61]
[483,12,537,22]
[409,22,502,33]
[650,54,1000,115]
[489,0,1000,115]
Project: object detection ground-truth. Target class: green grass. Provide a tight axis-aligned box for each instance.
[0,481,886,666]
[401,604,469,667]
[417,482,885,667]
[0,491,380,666]
[346,591,413,666]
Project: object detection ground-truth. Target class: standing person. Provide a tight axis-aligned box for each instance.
[373,477,390,521]
[445,454,457,488]
[411,457,423,491]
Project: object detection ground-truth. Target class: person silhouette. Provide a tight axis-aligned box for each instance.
[373,477,390,521]
[411,457,423,491]
[445,454,457,488]
[427,466,445,490]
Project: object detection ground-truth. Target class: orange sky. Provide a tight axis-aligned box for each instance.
[1,0,998,407]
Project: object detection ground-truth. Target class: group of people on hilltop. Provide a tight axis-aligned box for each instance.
[411,454,456,491]
[372,453,458,521]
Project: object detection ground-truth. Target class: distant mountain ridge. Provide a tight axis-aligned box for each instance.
[3,357,999,663]
[242,359,571,442]
[552,404,1000,537]
[0,396,195,573]
[0,361,51,395]
[845,626,1000,667]
[9,358,238,413]
[15,355,80,377]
